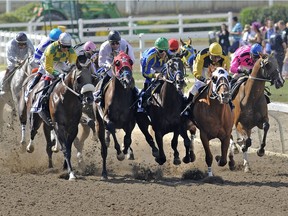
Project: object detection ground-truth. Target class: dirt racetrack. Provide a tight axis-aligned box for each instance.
[0,107,288,216]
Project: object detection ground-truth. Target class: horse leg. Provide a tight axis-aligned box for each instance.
[74,124,90,166]
[0,102,4,136]
[96,113,108,179]
[171,132,181,165]
[106,121,125,161]
[43,124,54,168]
[56,128,77,181]
[215,137,229,167]
[257,122,269,157]
[180,121,195,163]
[18,93,27,146]
[230,134,239,154]
[155,131,166,165]
[26,113,42,153]
[200,133,213,176]
[51,129,60,153]
[136,113,159,158]
[122,131,134,160]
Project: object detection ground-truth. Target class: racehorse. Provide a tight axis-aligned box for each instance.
[136,56,190,166]
[180,38,197,73]
[94,49,137,179]
[187,67,234,177]
[18,54,95,180]
[0,56,37,135]
[231,53,285,172]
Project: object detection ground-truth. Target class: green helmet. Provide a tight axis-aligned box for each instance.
[154,37,169,51]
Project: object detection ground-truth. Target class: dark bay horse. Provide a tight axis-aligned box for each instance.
[18,55,95,180]
[94,50,136,179]
[231,54,285,172]
[188,67,234,177]
[136,56,190,165]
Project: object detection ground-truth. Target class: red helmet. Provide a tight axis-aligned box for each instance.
[168,39,179,50]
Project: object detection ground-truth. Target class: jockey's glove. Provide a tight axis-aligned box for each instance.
[59,73,65,80]
[198,76,206,83]
[52,70,60,77]
[154,73,162,80]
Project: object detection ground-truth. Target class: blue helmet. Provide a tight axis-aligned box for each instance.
[49,28,62,41]
[250,43,263,56]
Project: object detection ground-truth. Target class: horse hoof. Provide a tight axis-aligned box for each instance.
[229,161,236,171]
[244,166,251,173]
[127,153,135,160]
[173,158,181,165]
[257,149,265,157]
[101,175,108,181]
[190,152,196,162]
[51,146,60,153]
[69,172,76,181]
[215,155,227,166]
[26,146,34,153]
[20,140,26,146]
[117,152,125,161]
[152,149,159,158]
[155,157,166,165]
[182,156,190,164]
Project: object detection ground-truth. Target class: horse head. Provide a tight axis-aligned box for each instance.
[112,50,134,89]
[71,54,95,105]
[258,54,285,89]
[180,38,197,69]
[211,67,231,104]
[166,56,186,92]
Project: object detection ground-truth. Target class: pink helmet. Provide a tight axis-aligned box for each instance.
[83,41,97,52]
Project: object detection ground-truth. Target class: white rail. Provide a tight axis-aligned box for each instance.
[0,12,232,64]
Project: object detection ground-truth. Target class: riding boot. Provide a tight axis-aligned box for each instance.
[0,69,11,94]
[95,74,110,103]
[182,92,194,117]
[24,73,42,102]
[137,83,150,113]
[31,79,50,113]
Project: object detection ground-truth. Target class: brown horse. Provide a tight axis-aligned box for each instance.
[94,50,136,179]
[188,67,234,177]
[18,55,95,180]
[136,56,191,165]
[231,54,285,172]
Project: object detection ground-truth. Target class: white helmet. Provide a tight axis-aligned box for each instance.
[59,32,72,46]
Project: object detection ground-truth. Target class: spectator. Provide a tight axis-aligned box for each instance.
[241,24,251,46]
[283,50,288,79]
[249,22,263,45]
[229,16,242,53]
[262,19,275,54]
[270,24,286,74]
[217,23,230,54]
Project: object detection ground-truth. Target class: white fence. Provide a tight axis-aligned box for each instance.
[0,12,233,64]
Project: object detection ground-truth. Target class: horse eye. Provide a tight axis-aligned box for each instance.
[115,60,120,66]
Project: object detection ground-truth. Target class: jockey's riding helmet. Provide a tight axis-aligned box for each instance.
[15,32,27,44]
[154,37,169,51]
[209,42,222,56]
[59,32,72,46]
[250,43,263,57]
[108,30,121,42]
[168,39,179,51]
[83,41,97,53]
[49,28,62,41]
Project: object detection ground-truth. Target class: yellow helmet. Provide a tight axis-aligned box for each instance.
[209,42,222,56]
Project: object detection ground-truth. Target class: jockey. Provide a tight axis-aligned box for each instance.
[137,37,169,112]
[187,42,230,101]
[95,30,135,103]
[30,32,77,113]
[0,32,34,94]
[83,41,99,74]
[24,28,62,100]
[230,43,263,86]
[167,38,180,58]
